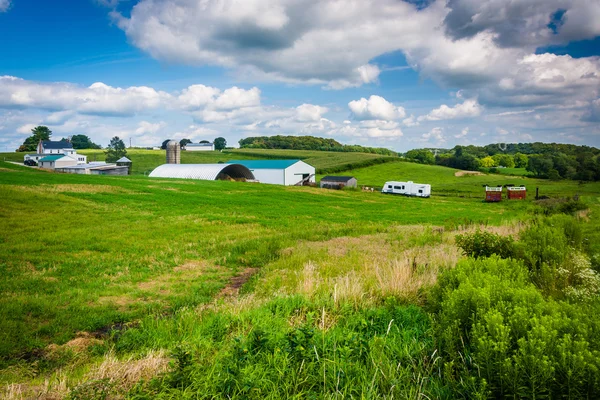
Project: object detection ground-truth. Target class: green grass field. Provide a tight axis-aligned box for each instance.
[1,151,600,399]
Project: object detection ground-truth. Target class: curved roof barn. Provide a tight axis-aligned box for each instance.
[148,163,255,181]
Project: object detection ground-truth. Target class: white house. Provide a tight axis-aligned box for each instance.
[185,143,215,151]
[38,154,79,169]
[227,159,316,185]
[381,181,431,197]
[25,139,87,165]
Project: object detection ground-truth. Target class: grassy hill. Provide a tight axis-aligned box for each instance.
[1,153,600,398]
[1,148,398,175]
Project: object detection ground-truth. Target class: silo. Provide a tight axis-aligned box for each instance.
[166,140,180,164]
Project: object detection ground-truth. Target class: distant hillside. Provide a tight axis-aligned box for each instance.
[405,142,600,181]
[238,135,398,156]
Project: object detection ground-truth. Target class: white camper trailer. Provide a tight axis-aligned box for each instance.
[381,181,431,198]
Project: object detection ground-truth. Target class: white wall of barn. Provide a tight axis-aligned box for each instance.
[249,168,285,185]
[284,161,316,185]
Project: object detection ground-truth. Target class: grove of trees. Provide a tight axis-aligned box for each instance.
[238,135,397,156]
[405,143,600,181]
[16,126,53,152]
[70,134,101,149]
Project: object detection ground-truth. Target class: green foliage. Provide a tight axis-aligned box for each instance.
[214,137,227,150]
[71,134,101,150]
[455,230,514,259]
[239,135,397,156]
[405,149,435,164]
[535,197,588,216]
[16,125,52,152]
[104,136,127,163]
[514,152,529,168]
[431,256,600,399]
[179,138,192,148]
[161,139,171,150]
[492,153,515,168]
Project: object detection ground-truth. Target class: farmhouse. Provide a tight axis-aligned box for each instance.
[320,176,357,189]
[25,139,87,165]
[149,163,255,181]
[227,159,316,185]
[55,162,129,176]
[38,154,79,169]
[382,181,431,197]
[185,143,215,151]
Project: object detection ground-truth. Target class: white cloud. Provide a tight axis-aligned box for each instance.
[295,104,329,122]
[402,115,419,127]
[419,99,483,121]
[421,127,445,144]
[454,127,469,138]
[0,0,10,12]
[348,95,405,121]
[0,76,171,116]
[17,124,37,135]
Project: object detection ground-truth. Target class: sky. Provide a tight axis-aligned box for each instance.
[0,0,599,152]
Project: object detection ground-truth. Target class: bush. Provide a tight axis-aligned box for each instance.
[431,256,600,399]
[455,230,514,259]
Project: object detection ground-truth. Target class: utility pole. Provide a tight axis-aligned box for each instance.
[129,138,132,148]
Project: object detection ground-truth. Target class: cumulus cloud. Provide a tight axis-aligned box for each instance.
[0,76,171,116]
[454,127,469,138]
[421,127,445,143]
[0,0,10,12]
[419,99,483,121]
[348,95,406,121]
[295,104,329,122]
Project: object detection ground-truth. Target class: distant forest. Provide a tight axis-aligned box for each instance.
[406,142,600,181]
[238,135,398,156]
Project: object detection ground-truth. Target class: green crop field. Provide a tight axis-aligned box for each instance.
[1,155,600,399]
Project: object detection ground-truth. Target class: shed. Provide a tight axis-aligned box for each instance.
[507,186,526,200]
[38,154,78,169]
[227,159,315,185]
[485,186,503,202]
[116,156,132,175]
[320,176,357,189]
[148,164,255,181]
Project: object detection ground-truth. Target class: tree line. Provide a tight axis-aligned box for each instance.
[405,142,600,181]
[238,135,398,156]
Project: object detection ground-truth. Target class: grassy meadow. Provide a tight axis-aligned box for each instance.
[1,151,600,399]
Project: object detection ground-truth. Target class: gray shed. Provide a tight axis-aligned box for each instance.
[320,175,358,189]
[116,156,132,175]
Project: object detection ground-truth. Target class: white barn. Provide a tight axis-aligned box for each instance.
[38,154,79,169]
[227,159,316,185]
[381,181,431,197]
[185,143,215,151]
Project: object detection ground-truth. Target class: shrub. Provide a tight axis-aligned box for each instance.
[455,230,514,259]
[431,256,600,399]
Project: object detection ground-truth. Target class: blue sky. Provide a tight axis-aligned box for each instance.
[0,0,599,152]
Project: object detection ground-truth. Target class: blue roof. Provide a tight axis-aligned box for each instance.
[39,155,68,162]
[227,159,302,169]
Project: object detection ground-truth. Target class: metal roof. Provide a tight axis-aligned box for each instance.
[116,157,132,163]
[148,164,255,181]
[42,140,73,149]
[187,143,213,147]
[39,155,71,162]
[321,176,355,182]
[227,159,302,169]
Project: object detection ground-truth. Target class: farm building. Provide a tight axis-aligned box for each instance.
[38,154,79,169]
[25,139,87,165]
[185,143,215,151]
[382,181,431,197]
[485,186,503,202]
[116,157,132,175]
[148,163,255,181]
[507,186,527,200]
[227,160,315,185]
[320,176,357,189]
[55,162,129,176]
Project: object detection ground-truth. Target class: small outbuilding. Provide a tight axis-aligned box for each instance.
[320,176,357,189]
[485,186,503,202]
[227,159,315,185]
[507,186,527,200]
[116,156,133,175]
[148,163,255,181]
